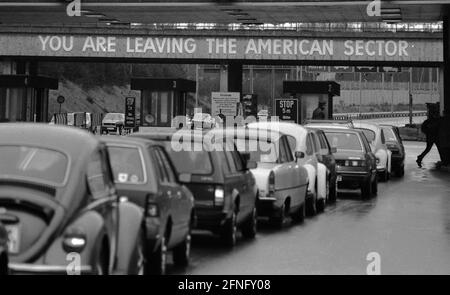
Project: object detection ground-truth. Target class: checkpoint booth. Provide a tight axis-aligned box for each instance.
[131,78,195,128]
[283,81,340,123]
[0,75,58,123]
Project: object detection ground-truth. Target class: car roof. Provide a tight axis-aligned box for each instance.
[247,121,307,135]
[100,135,158,147]
[0,123,99,157]
[211,127,283,142]
[353,122,381,133]
[131,128,208,142]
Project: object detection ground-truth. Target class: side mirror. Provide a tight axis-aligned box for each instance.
[178,173,192,183]
[246,160,257,170]
[330,147,337,153]
[295,151,305,159]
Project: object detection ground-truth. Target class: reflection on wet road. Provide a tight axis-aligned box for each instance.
[171,142,450,275]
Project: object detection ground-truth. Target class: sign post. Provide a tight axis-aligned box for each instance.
[57,95,65,114]
[125,97,136,129]
[275,98,299,123]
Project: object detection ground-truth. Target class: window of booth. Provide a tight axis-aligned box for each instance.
[141,90,173,127]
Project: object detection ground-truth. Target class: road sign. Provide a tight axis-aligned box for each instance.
[124,97,136,128]
[211,92,240,117]
[57,95,65,104]
[275,98,298,123]
[355,66,378,72]
[378,66,402,73]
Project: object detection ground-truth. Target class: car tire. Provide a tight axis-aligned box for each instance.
[316,198,326,213]
[361,178,372,199]
[0,253,8,275]
[329,180,337,203]
[272,203,288,228]
[92,244,108,275]
[306,191,317,217]
[292,202,305,224]
[241,207,257,239]
[147,236,167,275]
[396,166,405,177]
[372,175,378,196]
[379,170,389,182]
[173,227,191,267]
[221,212,237,247]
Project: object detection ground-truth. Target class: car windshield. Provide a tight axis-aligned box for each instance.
[166,148,213,175]
[235,138,279,163]
[0,146,68,186]
[107,146,145,184]
[104,113,124,121]
[324,132,363,152]
[382,127,397,142]
[358,128,376,143]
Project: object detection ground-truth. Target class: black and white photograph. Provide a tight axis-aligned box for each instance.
[0,0,450,281]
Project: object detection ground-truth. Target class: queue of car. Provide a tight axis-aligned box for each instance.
[0,117,405,275]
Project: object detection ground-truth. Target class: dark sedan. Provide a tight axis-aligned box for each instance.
[380,124,405,177]
[0,124,145,275]
[0,221,7,275]
[101,136,195,275]
[322,128,378,198]
[131,129,258,247]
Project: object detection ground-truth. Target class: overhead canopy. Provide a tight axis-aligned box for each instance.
[0,1,446,25]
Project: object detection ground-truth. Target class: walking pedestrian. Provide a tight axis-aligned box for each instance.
[416,103,440,167]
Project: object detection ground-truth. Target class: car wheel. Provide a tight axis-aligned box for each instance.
[272,202,288,228]
[147,236,167,275]
[241,207,257,239]
[329,179,337,203]
[0,253,8,275]
[396,166,405,177]
[173,227,191,267]
[379,170,389,182]
[361,178,373,199]
[93,246,108,275]
[292,201,305,224]
[221,212,237,247]
[316,198,326,213]
[372,175,378,196]
[306,191,317,217]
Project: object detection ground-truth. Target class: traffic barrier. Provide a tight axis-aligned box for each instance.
[53,113,68,125]
[333,111,427,121]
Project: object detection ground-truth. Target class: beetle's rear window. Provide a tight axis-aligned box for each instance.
[357,128,376,143]
[166,149,213,175]
[0,146,68,185]
[107,146,146,184]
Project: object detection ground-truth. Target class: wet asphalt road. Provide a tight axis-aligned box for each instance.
[170,141,450,275]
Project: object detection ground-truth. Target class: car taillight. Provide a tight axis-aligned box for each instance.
[214,186,224,206]
[376,158,380,165]
[339,160,366,167]
[147,203,159,217]
[268,171,275,194]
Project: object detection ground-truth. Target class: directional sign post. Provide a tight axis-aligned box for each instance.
[125,97,136,129]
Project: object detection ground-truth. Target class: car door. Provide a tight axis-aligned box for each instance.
[318,131,335,169]
[229,143,255,222]
[223,146,246,224]
[86,147,119,272]
[152,147,184,246]
[156,147,190,237]
[278,136,302,209]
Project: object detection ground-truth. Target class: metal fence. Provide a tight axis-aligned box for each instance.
[333,111,427,120]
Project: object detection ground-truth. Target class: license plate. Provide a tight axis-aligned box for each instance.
[337,175,343,182]
[5,225,20,254]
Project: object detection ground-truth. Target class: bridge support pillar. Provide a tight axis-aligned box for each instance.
[219,62,243,94]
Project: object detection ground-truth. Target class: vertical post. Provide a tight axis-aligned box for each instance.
[409,67,413,125]
[249,65,254,93]
[391,74,394,113]
[195,64,199,107]
[359,72,362,114]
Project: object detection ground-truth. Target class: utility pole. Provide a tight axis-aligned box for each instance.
[409,67,413,125]
[359,72,362,114]
[390,73,394,113]
[195,64,199,107]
